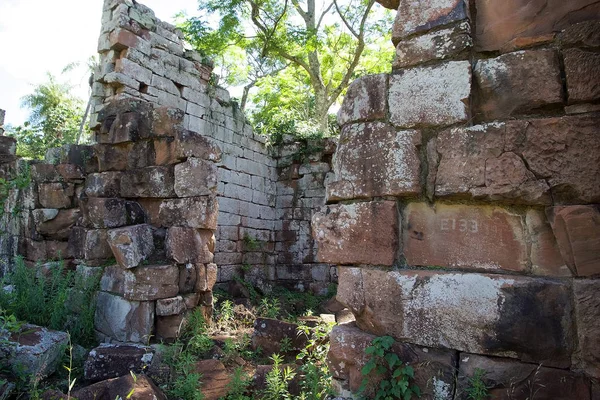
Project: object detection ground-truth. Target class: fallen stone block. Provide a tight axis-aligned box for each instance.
[84,343,154,382]
[95,291,154,343]
[107,224,154,269]
[73,373,166,400]
[251,318,310,356]
[329,323,457,399]
[194,360,231,400]
[337,268,575,368]
[455,353,591,400]
[312,201,399,266]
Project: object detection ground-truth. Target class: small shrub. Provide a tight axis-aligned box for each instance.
[262,354,295,400]
[221,366,251,400]
[296,322,334,400]
[466,368,489,400]
[258,298,281,319]
[359,336,421,400]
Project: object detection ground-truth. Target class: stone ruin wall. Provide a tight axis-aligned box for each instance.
[313,0,600,398]
[0,0,335,344]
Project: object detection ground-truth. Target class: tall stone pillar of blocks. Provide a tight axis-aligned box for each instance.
[314,0,600,398]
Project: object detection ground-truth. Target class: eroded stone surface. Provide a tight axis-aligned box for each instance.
[120,166,175,198]
[73,373,167,400]
[159,196,218,229]
[573,279,600,378]
[546,205,600,276]
[564,48,600,103]
[84,343,154,382]
[312,201,399,266]
[456,353,591,399]
[100,264,180,301]
[392,0,469,43]
[107,224,155,269]
[174,157,217,197]
[337,268,574,367]
[475,0,600,51]
[525,209,570,277]
[389,61,471,128]
[327,122,421,200]
[166,227,214,263]
[337,74,387,126]
[473,50,563,119]
[329,323,457,399]
[95,292,155,343]
[403,203,528,272]
[393,22,472,69]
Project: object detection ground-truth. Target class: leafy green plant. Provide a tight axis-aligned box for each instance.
[296,322,334,400]
[242,234,262,251]
[220,366,251,400]
[0,308,23,333]
[279,336,293,354]
[359,336,421,400]
[466,368,490,400]
[262,354,295,400]
[163,345,205,400]
[258,298,281,319]
[182,309,214,356]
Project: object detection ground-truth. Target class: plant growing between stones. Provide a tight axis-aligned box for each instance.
[262,353,295,400]
[359,336,421,400]
[220,366,252,400]
[296,322,334,400]
[465,368,489,400]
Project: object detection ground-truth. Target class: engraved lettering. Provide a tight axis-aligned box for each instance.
[459,219,468,232]
[470,220,478,233]
[440,219,450,231]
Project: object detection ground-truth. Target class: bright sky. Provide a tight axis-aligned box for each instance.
[0,0,199,127]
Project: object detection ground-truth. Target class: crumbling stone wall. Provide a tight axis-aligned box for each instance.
[314,0,600,398]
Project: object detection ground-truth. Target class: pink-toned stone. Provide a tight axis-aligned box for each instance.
[474,0,600,52]
[166,227,214,264]
[389,61,471,128]
[327,122,421,201]
[100,264,179,301]
[403,203,528,272]
[546,205,600,276]
[337,268,575,367]
[337,74,387,126]
[194,360,231,400]
[525,210,571,277]
[73,373,166,400]
[392,0,469,43]
[312,201,399,266]
[473,50,563,119]
[564,48,600,103]
[55,164,84,181]
[559,20,600,48]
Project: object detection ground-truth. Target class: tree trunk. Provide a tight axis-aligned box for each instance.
[313,89,330,133]
[77,96,92,145]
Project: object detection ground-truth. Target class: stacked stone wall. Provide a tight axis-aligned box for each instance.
[315,1,600,398]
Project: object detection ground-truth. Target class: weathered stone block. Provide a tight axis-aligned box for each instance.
[95,143,131,172]
[559,20,600,48]
[156,296,185,316]
[38,182,74,209]
[95,292,154,343]
[473,50,563,119]
[100,264,179,301]
[392,0,469,43]
[34,209,80,240]
[312,201,399,266]
[525,210,570,277]
[107,224,154,269]
[195,263,217,292]
[158,196,218,229]
[475,0,600,51]
[174,157,217,197]
[171,130,222,161]
[84,343,154,382]
[120,166,175,198]
[546,205,600,276]
[85,172,123,197]
[156,314,186,341]
[574,279,600,378]
[31,164,60,182]
[72,373,167,400]
[329,323,457,399]
[55,164,84,181]
[389,61,471,128]
[327,122,421,200]
[109,28,150,54]
[337,268,575,367]
[252,318,310,356]
[432,114,600,204]
[152,106,185,136]
[82,197,128,228]
[456,353,591,399]
[393,21,472,69]
[166,227,214,264]
[0,136,16,155]
[337,74,387,126]
[403,203,528,272]
[564,48,600,103]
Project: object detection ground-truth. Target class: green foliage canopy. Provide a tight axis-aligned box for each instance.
[180,0,394,136]
[7,73,86,159]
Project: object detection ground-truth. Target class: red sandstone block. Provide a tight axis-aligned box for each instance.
[166,227,214,264]
[546,205,600,276]
[564,48,600,103]
[312,200,399,266]
[337,74,387,126]
[402,202,528,272]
